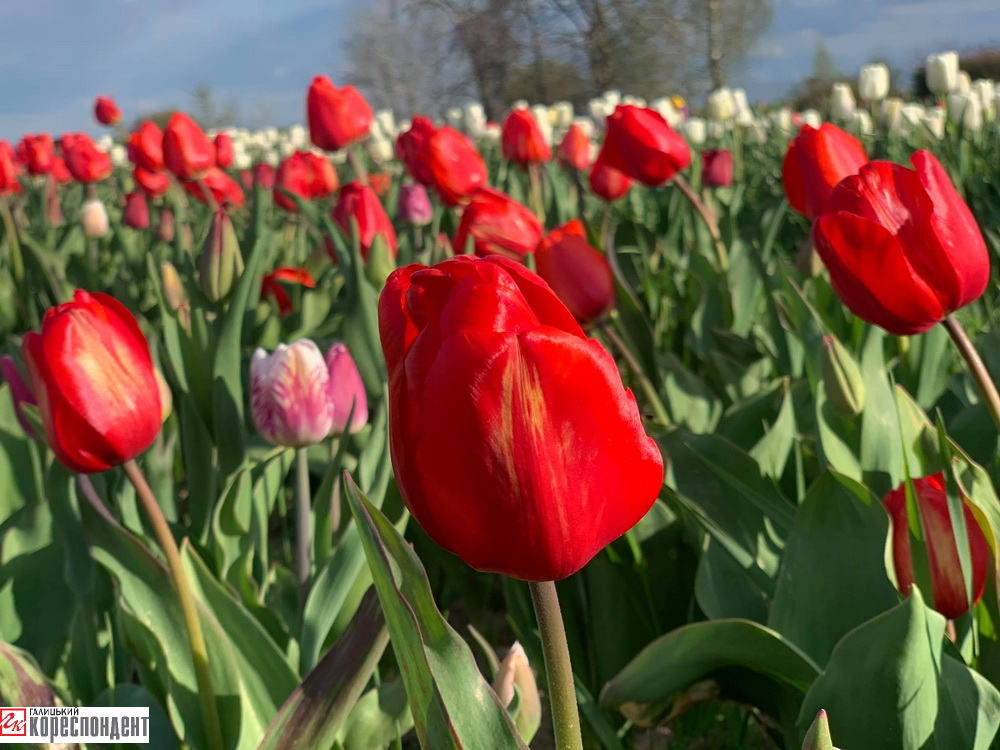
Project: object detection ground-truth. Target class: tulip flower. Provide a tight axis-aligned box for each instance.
[453,187,543,260]
[214,132,234,169]
[273,151,339,212]
[324,342,368,435]
[163,113,215,181]
[128,121,164,172]
[707,88,736,121]
[0,355,38,438]
[397,183,433,227]
[426,126,487,206]
[883,473,989,618]
[94,96,122,126]
[589,155,633,202]
[251,340,335,447]
[253,162,276,189]
[199,210,244,302]
[18,134,55,175]
[598,104,691,186]
[183,167,245,208]
[21,291,162,473]
[535,220,614,327]
[501,109,552,166]
[332,181,397,262]
[50,157,72,185]
[81,199,109,239]
[395,116,436,186]
[61,134,112,183]
[701,149,733,188]
[858,63,890,101]
[684,118,707,145]
[261,267,316,317]
[948,92,983,132]
[926,51,960,95]
[813,150,988,335]
[0,141,21,194]
[829,83,856,121]
[123,192,150,230]
[158,208,175,244]
[307,75,373,152]
[378,255,664,581]
[782,123,867,220]
[820,334,865,418]
[558,123,592,171]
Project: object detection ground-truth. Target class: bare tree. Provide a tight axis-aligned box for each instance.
[696,0,773,90]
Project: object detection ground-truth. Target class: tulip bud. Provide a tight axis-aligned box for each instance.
[858,63,890,101]
[365,234,396,289]
[397,184,433,227]
[154,367,173,423]
[123,192,150,230]
[251,340,335,447]
[325,342,368,435]
[701,149,733,188]
[820,335,865,418]
[707,87,736,121]
[973,79,995,119]
[157,208,175,244]
[802,709,836,750]
[853,110,874,136]
[829,83,856,121]
[957,70,972,94]
[926,51,960,95]
[948,92,983,132]
[81,198,109,239]
[0,355,38,438]
[492,643,541,745]
[684,117,707,145]
[925,107,946,139]
[198,209,244,302]
[160,261,187,312]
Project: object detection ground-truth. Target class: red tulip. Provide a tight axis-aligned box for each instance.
[453,187,543,260]
[426,126,487,206]
[369,172,391,197]
[501,109,551,165]
[598,104,690,186]
[589,155,632,202]
[214,133,234,169]
[182,167,245,208]
[123,192,150,230]
[163,113,215,181]
[701,149,733,188]
[18,134,55,175]
[253,162,276,189]
[94,96,122,126]
[333,181,398,261]
[883,473,989,618]
[535,220,615,326]
[261,267,316,317]
[21,291,162,473]
[378,255,664,580]
[128,121,164,172]
[812,150,989,335]
[307,75,373,151]
[0,141,22,194]
[60,133,112,183]
[558,123,592,171]
[273,151,339,212]
[396,116,436,185]
[239,169,252,192]
[135,167,170,198]
[783,123,867,219]
[50,157,72,184]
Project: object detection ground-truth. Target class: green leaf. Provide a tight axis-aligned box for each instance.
[343,474,527,749]
[340,680,413,750]
[92,683,178,750]
[859,328,904,496]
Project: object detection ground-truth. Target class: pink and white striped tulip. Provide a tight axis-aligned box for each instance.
[251,339,335,447]
[325,341,368,435]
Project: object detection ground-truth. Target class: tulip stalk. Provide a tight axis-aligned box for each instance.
[673,174,729,272]
[943,315,1000,431]
[121,460,224,750]
[295,447,312,602]
[529,163,545,220]
[0,197,24,283]
[348,147,369,185]
[529,581,583,750]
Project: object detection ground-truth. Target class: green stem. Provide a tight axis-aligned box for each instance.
[295,447,312,600]
[600,322,671,427]
[943,315,1000,432]
[674,173,729,272]
[529,581,583,750]
[348,147,369,185]
[1,197,24,283]
[122,460,223,750]
[529,162,545,221]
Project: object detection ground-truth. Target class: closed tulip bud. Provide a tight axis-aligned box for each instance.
[829,83,856,121]
[22,291,162,472]
[858,63,890,101]
[707,87,736,121]
[214,132,234,169]
[129,121,164,172]
[599,104,691,186]
[925,107,946,139]
[396,116,436,186]
[782,123,867,219]
[883,473,989,618]
[813,150,989,335]
[802,710,835,750]
[397,183,433,227]
[157,208,175,244]
[123,192,149,230]
[325,341,368,435]
[0,355,39,438]
[251,340,335,447]
[880,97,904,131]
[163,113,215,181]
[535,220,614,326]
[820,335,865,417]
[588,155,633,202]
[199,210,244,302]
[957,70,972,94]
[94,96,122,126]
[154,367,173,423]
[926,51,960,95]
[453,187,543,260]
[501,109,552,166]
[493,643,541,744]
[948,92,982,132]
[332,181,398,262]
[464,103,487,138]
[379,256,664,580]
[558,123,592,171]
[973,79,995,118]
[426,126,487,206]
[684,117,707,145]
[701,149,733,188]
[160,261,186,312]
[853,110,874,136]
[81,198,109,239]
[307,75,373,151]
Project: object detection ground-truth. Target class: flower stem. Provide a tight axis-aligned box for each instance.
[529,162,545,221]
[673,174,729,272]
[943,315,1000,431]
[122,460,223,750]
[529,581,583,750]
[348,147,369,185]
[600,322,671,427]
[295,447,312,600]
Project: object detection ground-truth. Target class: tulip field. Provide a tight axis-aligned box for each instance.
[4,52,1000,749]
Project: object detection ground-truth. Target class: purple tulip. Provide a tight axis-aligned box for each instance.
[251,340,335,446]
[397,183,433,227]
[325,342,368,435]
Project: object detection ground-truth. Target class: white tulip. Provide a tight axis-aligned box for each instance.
[367,137,394,164]
[880,97,903,132]
[550,101,574,129]
[375,109,396,140]
[801,109,822,129]
[288,125,308,148]
[853,110,874,136]
[972,79,995,119]
[96,135,113,152]
[708,121,725,139]
[110,144,128,167]
[707,87,736,121]
[948,92,982,131]
[510,99,529,112]
[81,199,109,239]
[957,71,972,94]
[829,83,856,121]
[445,107,464,130]
[684,117,707,145]
[482,122,501,143]
[858,63,890,101]
[773,107,794,133]
[588,98,612,129]
[622,95,646,108]
[924,107,946,139]
[901,103,925,131]
[926,51,960,94]
[650,97,682,128]
[572,117,595,139]
[602,90,621,109]
[464,104,487,138]
[732,88,754,126]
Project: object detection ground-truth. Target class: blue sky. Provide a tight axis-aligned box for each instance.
[1,0,999,139]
